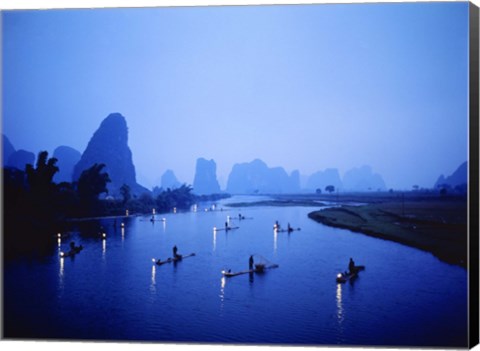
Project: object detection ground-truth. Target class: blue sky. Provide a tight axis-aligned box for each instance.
[2,2,470,190]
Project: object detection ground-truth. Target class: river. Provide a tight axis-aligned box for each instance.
[3,196,468,347]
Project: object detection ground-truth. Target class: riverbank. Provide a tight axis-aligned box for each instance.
[308,196,467,268]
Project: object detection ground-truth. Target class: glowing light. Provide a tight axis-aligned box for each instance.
[213,226,217,231]
[337,273,343,279]
[152,208,156,215]
[57,233,62,238]
[173,207,177,213]
[152,258,156,263]
[121,222,125,228]
[60,251,65,257]
[102,233,107,238]
[58,238,62,247]
[126,209,129,216]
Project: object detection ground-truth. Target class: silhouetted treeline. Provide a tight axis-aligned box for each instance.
[3,151,229,259]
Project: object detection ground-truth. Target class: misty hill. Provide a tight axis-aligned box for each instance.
[434,161,467,190]
[7,149,35,171]
[161,169,182,190]
[52,146,82,183]
[342,165,387,191]
[306,168,343,192]
[72,113,147,196]
[2,134,16,167]
[192,158,221,195]
[226,159,300,194]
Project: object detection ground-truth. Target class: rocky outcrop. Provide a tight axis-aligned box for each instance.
[2,134,15,167]
[342,165,386,191]
[306,168,343,192]
[7,149,35,171]
[161,169,181,190]
[72,113,147,196]
[192,158,221,195]
[434,161,467,191]
[226,159,300,194]
[53,146,81,183]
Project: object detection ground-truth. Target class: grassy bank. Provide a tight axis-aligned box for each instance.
[308,196,467,268]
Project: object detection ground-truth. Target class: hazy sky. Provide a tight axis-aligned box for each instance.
[2,2,469,190]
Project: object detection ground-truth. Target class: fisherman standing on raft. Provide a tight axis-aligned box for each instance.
[348,257,356,274]
[249,255,254,269]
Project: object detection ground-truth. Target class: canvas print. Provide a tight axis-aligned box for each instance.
[1,1,478,348]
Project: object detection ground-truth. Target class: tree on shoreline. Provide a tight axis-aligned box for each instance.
[77,163,111,215]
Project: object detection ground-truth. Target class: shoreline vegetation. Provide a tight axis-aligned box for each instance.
[226,192,468,268]
[2,151,231,260]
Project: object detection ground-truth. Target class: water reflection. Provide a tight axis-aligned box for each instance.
[121,227,125,242]
[58,257,65,294]
[150,265,157,294]
[219,276,226,315]
[59,257,65,280]
[213,230,217,251]
[102,239,107,261]
[336,283,344,323]
[273,229,278,253]
[336,283,345,342]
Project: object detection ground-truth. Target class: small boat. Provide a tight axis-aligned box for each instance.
[60,245,83,258]
[336,265,365,283]
[153,253,196,266]
[276,227,301,233]
[222,269,253,277]
[214,226,240,232]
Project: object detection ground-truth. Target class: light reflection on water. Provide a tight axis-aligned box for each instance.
[102,238,106,261]
[213,230,217,252]
[150,265,156,294]
[3,197,468,346]
[273,229,278,253]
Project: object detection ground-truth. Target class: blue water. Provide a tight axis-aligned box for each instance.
[3,196,468,346]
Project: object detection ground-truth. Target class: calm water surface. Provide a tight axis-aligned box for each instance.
[4,196,468,346]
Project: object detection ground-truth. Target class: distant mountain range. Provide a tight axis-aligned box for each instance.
[226,159,300,194]
[2,114,469,196]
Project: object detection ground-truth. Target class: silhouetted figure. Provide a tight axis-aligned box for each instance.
[249,255,254,269]
[173,245,179,258]
[348,258,355,274]
[275,220,280,230]
[225,221,229,231]
[70,241,75,250]
[287,223,292,232]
